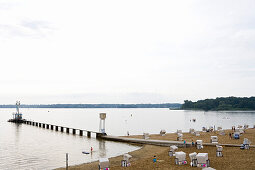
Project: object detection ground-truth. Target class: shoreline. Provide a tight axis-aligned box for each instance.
[57,128,255,170]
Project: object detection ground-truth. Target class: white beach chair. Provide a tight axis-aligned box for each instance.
[175,151,187,165]
[210,136,218,144]
[196,140,203,149]
[169,145,178,156]
[216,145,223,157]
[99,158,109,169]
[196,153,210,168]
[189,152,197,167]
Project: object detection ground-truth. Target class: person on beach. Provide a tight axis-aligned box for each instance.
[192,140,194,146]
[91,147,93,153]
[153,155,157,163]
[229,133,232,139]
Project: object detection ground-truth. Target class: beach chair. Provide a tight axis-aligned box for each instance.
[244,124,249,129]
[241,138,251,150]
[99,158,109,170]
[196,153,210,168]
[217,126,222,131]
[238,125,243,129]
[202,167,216,170]
[216,145,223,157]
[219,130,225,135]
[177,133,183,141]
[177,129,182,134]
[196,140,203,149]
[121,153,132,167]
[233,132,240,139]
[175,151,187,165]
[194,131,200,136]
[189,128,195,134]
[160,129,166,136]
[209,126,214,132]
[169,145,178,156]
[210,136,218,144]
[143,133,149,140]
[189,152,197,167]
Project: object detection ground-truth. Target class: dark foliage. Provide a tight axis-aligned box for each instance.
[181,96,255,111]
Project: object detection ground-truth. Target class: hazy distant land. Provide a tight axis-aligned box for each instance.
[0,103,181,108]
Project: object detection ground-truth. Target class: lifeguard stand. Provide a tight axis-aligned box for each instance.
[99,113,106,133]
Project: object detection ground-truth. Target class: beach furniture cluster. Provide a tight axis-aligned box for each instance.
[202,126,214,132]
[171,150,210,168]
[121,153,132,167]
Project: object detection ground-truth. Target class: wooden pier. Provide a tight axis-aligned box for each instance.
[21,120,105,138]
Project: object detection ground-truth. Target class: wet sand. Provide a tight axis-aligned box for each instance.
[57,128,255,170]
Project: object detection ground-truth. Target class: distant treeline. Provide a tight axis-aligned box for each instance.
[181,97,255,111]
[0,103,181,108]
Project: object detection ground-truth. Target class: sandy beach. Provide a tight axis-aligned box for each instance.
[57,128,255,170]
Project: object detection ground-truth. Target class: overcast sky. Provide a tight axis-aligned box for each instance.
[0,0,254,104]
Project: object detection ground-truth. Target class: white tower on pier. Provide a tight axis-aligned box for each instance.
[99,113,106,133]
[13,101,22,120]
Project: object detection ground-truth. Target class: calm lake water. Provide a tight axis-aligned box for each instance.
[0,108,255,169]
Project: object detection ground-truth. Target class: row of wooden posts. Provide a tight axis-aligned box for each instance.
[23,120,104,138]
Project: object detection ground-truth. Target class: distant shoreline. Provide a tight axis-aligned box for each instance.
[0,103,182,109]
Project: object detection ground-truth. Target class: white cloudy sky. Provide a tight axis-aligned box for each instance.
[0,0,255,104]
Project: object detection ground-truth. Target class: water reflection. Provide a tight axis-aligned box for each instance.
[98,139,106,157]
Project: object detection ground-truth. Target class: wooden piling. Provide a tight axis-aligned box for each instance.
[79,130,83,136]
[36,122,38,126]
[66,128,69,133]
[39,123,41,127]
[43,124,45,128]
[51,125,54,130]
[32,122,35,126]
[73,129,76,135]
[87,131,91,138]
[56,126,58,131]
[61,127,64,132]
[47,124,49,129]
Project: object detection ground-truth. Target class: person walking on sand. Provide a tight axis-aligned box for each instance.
[229,132,232,139]
[153,155,157,163]
[91,147,93,153]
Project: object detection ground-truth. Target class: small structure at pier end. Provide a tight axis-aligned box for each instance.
[8,101,26,123]
[98,113,107,137]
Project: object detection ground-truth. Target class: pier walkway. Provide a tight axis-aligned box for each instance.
[20,120,105,138]
[102,135,255,148]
